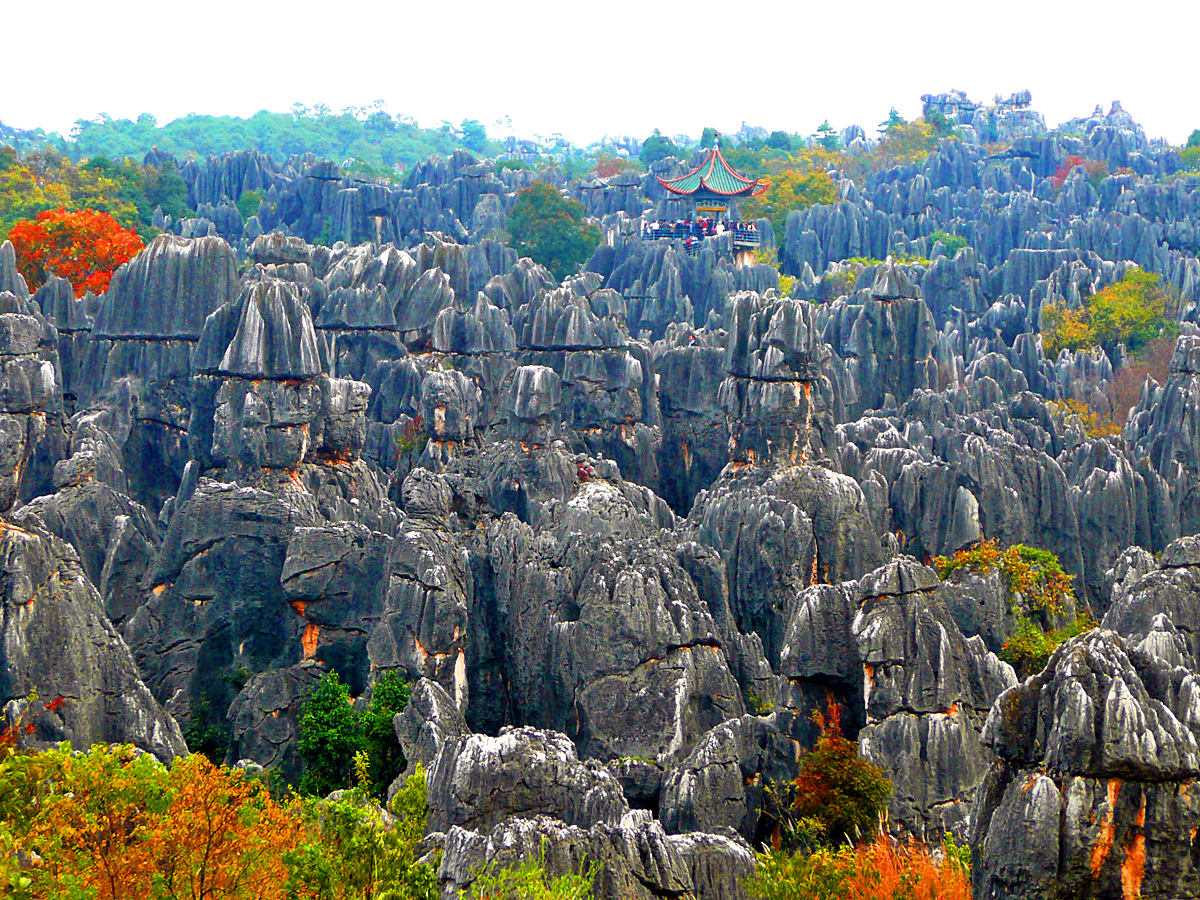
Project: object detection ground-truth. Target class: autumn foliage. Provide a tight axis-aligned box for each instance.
[0,745,301,900]
[789,701,891,846]
[8,208,143,297]
[1042,269,1176,359]
[747,832,971,900]
[1050,154,1108,190]
[0,740,441,900]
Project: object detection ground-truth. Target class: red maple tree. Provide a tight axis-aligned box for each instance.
[7,207,144,297]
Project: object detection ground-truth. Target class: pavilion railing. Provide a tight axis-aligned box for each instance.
[640,224,761,252]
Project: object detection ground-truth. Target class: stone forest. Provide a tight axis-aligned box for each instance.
[4,91,1200,899]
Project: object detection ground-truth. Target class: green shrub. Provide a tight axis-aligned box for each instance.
[507,182,601,281]
[639,129,680,166]
[299,671,360,797]
[360,671,411,797]
[298,671,413,800]
[237,189,263,221]
[929,230,968,256]
[469,850,594,900]
[1043,269,1178,358]
[934,539,1074,616]
[183,696,230,764]
[1001,612,1097,678]
[285,763,437,900]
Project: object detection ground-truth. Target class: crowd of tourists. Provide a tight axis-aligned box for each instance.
[640,217,758,254]
[641,217,757,240]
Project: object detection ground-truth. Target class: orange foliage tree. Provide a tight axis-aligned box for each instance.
[7,207,143,297]
[11,745,303,900]
[789,701,891,846]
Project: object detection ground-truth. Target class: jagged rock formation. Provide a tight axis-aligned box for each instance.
[8,91,1200,897]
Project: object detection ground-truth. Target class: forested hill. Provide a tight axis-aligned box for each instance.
[1,106,498,172]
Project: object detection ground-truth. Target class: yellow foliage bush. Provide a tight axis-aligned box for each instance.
[1050,398,1122,439]
[934,538,1074,615]
[743,166,838,242]
[1042,269,1177,358]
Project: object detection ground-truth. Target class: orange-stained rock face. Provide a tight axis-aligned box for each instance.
[1091,778,1122,876]
[302,623,319,659]
[1120,794,1147,900]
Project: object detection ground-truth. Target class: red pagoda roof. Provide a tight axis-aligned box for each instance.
[658,146,769,198]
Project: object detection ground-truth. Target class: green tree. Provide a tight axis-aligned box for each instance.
[299,671,360,797]
[506,181,601,281]
[1042,269,1176,358]
[877,120,937,165]
[639,129,680,166]
[360,672,411,798]
[237,189,264,221]
[767,131,792,151]
[700,126,719,149]
[141,163,189,222]
[878,108,906,134]
[813,121,840,152]
[742,165,838,240]
[461,119,489,154]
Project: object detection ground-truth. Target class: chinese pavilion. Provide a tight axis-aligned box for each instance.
[657,142,769,222]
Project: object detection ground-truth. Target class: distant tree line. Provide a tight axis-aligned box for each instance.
[2,105,498,174]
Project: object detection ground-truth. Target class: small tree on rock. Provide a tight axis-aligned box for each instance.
[790,701,891,846]
[639,129,680,166]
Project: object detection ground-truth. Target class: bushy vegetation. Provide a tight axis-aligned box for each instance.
[0,147,186,240]
[1049,398,1123,439]
[1,694,596,900]
[285,756,438,900]
[1042,269,1178,359]
[1180,130,1200,171]
[787,702,891,847]
[1050,154,1108,190]
[928,231,968,256]
[468,853,594,900]
[745,702,967,900]
[33,107,495,172]
[746,832,971,900]
[0,694,440,900]
[506,182,601,281]
[639,130,681,166]
[742,161,838,241]
[299,670,411,799]
[935,540,1090,676]
[1001,612,1098,677]
[934,539,1073,616]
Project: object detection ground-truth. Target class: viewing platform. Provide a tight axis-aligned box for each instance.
[640,221,761,256]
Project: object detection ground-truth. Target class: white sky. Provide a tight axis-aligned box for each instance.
[4,0,1198,147]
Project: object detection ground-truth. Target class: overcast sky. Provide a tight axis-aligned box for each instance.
[5,0,1198,147]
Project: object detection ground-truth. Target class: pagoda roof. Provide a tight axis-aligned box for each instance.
[658,146,769,198]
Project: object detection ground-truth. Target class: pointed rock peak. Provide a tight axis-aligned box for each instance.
[0,240,29,301]
[871,256,919,301]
